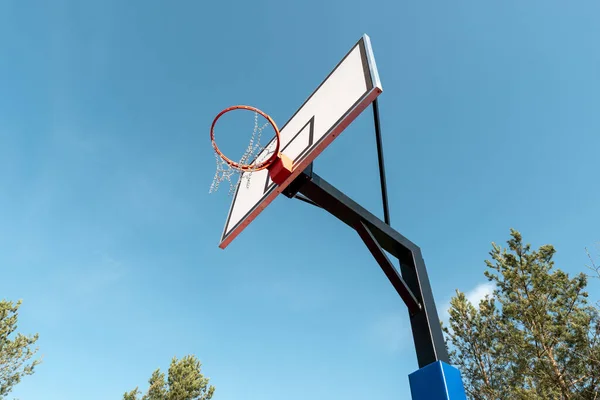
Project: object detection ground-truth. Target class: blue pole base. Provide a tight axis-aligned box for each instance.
[409,361,467,400]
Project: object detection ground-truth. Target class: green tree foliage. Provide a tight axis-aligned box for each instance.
[0,300,41,399]
[124,355,215,400]
[443,230,600,399]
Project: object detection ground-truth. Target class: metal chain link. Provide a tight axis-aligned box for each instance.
[210,111,272,195]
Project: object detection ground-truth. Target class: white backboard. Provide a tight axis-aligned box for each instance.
[219,34,382,248]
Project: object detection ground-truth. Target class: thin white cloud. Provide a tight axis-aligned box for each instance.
[465,282,495,307]
[440,282,495,322]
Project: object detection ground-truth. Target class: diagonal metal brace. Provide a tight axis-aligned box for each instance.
[292,171,450,367]
[294,194,322,208]
[355,220,422,316]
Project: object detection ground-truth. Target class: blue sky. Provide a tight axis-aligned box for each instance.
[1,1,599,399]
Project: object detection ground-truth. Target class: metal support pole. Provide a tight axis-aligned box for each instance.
[369,100,451,370]
[372,98,391,225]
[294,171,449,367]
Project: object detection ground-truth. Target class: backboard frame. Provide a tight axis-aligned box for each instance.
[219,34,382,249]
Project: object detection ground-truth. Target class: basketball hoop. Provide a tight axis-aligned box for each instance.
[209,105,292,194]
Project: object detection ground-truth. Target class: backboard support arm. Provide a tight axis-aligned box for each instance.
[291,170,449,368]
[354,220,421,316]
[372,98,391,225]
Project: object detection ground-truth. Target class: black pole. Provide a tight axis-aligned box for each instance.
[295,172,450,367]
[373,98,390,225]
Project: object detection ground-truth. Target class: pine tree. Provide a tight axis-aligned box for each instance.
[444,230,600,399]
[124,355,215,400]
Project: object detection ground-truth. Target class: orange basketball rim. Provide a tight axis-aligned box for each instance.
[210,105,281,172]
